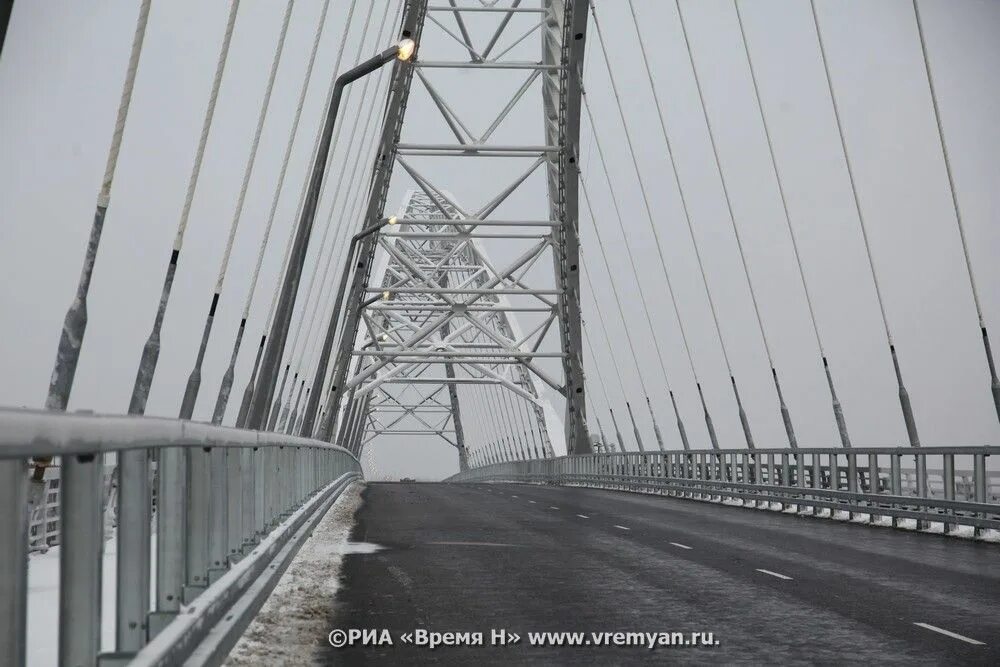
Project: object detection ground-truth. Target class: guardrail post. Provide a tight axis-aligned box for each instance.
[269,448,280,525]
[847,452,857,520]
[60,453,104,667]
[699,454,706,496]
[0,459,28,667]
[753,454,762,507]
[830,454,839,496]
[810,454,821,516]
[226,449,242,563]
[890,454,902,528]
[974,453,986,538]
[208,447,228,583]
[116,448,151,652]
[915,454,928,530]
[242,448,256,552]
[796,452,806,498]
[254,448,266,540]
[868,453,880,524]
[153,447,185,636]
[942,453,955,535]
[781,452,790,486]
[185,448,211,600]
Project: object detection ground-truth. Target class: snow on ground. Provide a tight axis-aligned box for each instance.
[27,538,117,667]
[225,482,363,665]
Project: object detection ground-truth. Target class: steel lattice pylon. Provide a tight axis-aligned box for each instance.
[323,0,591,464]
[355,190,560,468]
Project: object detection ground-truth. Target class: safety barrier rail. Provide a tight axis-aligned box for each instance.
[0,407,362,667]
[447,447,1000,538]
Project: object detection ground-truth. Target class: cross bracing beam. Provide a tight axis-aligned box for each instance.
[324,1,589,464]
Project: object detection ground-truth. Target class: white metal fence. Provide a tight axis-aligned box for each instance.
[0,407,362,667]
[447,447,1000,537]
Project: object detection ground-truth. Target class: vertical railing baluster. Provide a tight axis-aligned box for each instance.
[810,453,821,516]
[154,446,186,636]
[185,448,211,599]
[0,459,29,667]
[890,453,902,529]
[868,453,879,524]
[226,448,243,563]
[915,453,928,530]
[241,448,256,553]
[208,447,228,583]
[60,453,104,667]
[973,453,986,538]
[847,452,857,520]
[117,448,151,652]
[254,448,266,541]
[942,453,955,535]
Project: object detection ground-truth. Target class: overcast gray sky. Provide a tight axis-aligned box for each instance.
[1,0,998,480]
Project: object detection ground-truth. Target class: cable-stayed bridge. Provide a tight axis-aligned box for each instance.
[1,1,999,664]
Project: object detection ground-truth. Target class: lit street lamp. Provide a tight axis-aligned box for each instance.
[245,39,417,430]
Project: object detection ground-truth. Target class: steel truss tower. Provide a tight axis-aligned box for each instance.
[350,190,561,467]
[324,0,591,461]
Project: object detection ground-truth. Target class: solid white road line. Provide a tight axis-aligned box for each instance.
[613,525,630,531]
[577,514,589,519]
[670,542,692,550]
[756,568,793,580]
[913,623,986,646]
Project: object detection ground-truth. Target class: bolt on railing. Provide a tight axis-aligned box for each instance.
[0,407,361,667]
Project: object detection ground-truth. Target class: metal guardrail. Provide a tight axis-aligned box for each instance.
[0,407,362,667]
[447,448,1000,537]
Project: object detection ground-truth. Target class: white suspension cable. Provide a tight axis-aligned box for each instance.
[578,176,653,397]
[172,2,240,252]
[810,0,893,345]
[280,0,381,380]
[586,2,709,381]
[911,0,1000,423]
[287,1,399,405]
[127,0,241,418]
[247,0,339,325]
[214,0,295,292]
[733,0,851,447]
[671,0,776,369]
[810,0,920,446]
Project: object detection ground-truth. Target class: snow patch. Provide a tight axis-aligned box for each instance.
[27,537,117,667]
[224,482,363,665]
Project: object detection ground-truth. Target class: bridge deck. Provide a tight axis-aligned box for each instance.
[325,482,998,665]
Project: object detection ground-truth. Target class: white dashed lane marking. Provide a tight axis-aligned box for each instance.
[613,525,630,531]
[670,542,692,550]
[576,514,589,519]
[528,500,536,504]
[913,623,985,646]
[549,506,560,510]
[756,569,793,580]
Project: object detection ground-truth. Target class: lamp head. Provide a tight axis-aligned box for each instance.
[397,39,416,61]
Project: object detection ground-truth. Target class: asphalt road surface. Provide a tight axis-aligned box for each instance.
[325,482,999,665]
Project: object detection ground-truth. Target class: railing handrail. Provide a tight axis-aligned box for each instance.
[0,406,357,459]
[515,446,999,458]
[447,449,999,538]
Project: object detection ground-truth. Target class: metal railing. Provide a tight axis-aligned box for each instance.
[447,447,1000,537]
[0,407,362,667]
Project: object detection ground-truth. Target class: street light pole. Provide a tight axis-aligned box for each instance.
[245,38,416,430]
